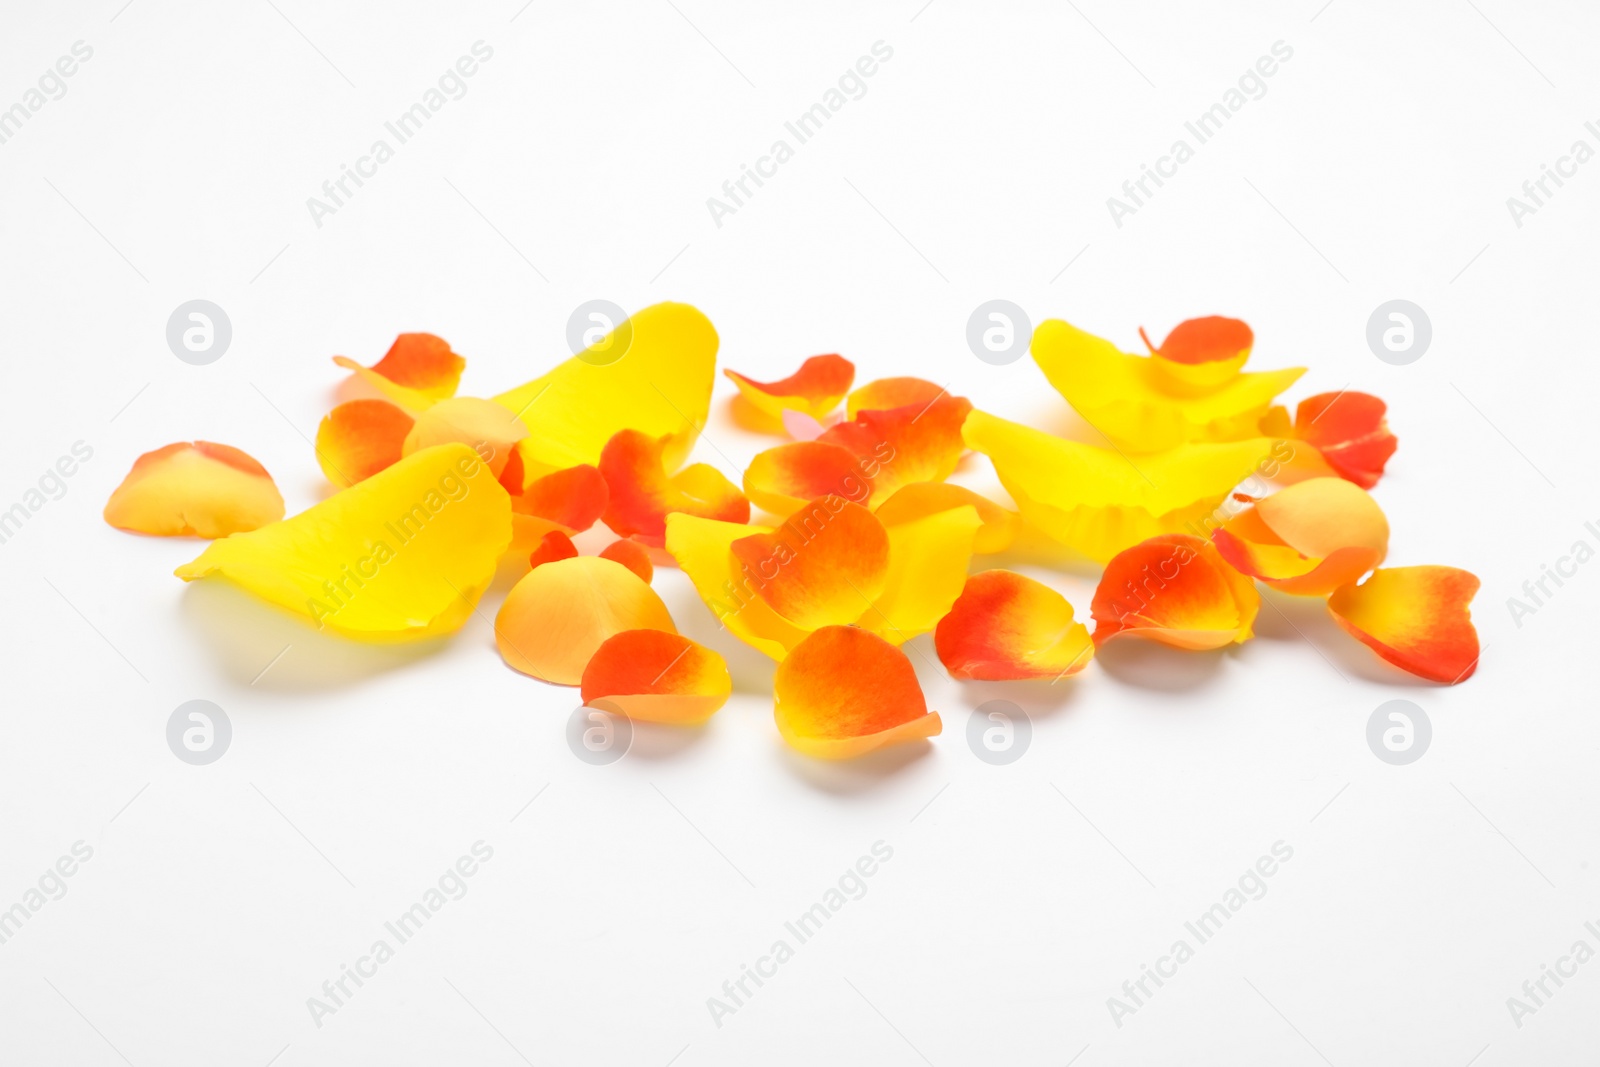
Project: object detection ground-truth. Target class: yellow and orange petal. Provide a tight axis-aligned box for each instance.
[529,529,578,570]
[773,625,941,759]
[581,630,731,724]
[725,354,855,424]
[1292,391,1398,489]
[935,570,1094,680]
[1091,534,1260,650]
[599,429,749,546]
[743,440,876,517]
[874,482,1018,555]
[1212,477,1388,596]
[818,393,973,501]
[730,498,889,631]
[105,441,285,539]
[176,443,510,640]
[1139,316,1253,392]
[599,538,653,582]
[316,400,415,489]
[846,376,947,419]
[514,464,608,533]
[1327,566,1480,684]
[859,504,982,646]
[401,396,528,478]
[333,333,464,411]
[664,513,810,661]
[495,555,676,685]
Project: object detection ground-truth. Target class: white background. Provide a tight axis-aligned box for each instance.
[1,1,1597,1064]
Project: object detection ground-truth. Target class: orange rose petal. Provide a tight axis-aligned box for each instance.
[1212,478,1388,596]
[105,441,285,538]
[1327,566,1481,684]
[494,556,676,685]
[402,396,528,478]
[935,570,1094,680]
[599,429,749,546]
[873,482,1018,554]
[773,625,941,759]
[496,446,526,496]
[529,530,578,570]
[1140,316,1254,365]
[514,464,608,533]
[731,498,889,630]
[846,376,947,419]
[725,354,855,423]
[599,538,654,583]
[333,333,464,410]
[315,399,414,488]
[1294,391,1398,489]
[743,440,875,517]
[581,630,731,724]
[819,393,972,501]
[1092,534,1260,650]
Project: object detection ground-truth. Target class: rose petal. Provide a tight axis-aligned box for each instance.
[964,409,1281,562]
[1031,318,1303,451]
[514,464,608,533]
[730,497,889,631]
[773,625,941,759]
[402,396,528,478]
[1213,477,1389,595]
[529,530,578,570]
[175,443,509,640]
[599,429,749,546]
[935,570,1094,680]
[858,504,982,645]
[495,556,676,684]
[743,440,876,518]
[315,400,415,488]
[873,482,1019,554]
[1294,391,1397,489]
[847,376,947,419]
[817,393,972,501]
[106,441,285,538]
[333,333,464,411]
[581,629,731,724]
[1327,566,1480,683]
[1092,534,1260,650]
[599,538,654,583]
[1139,316,1253,392]
[493,302,718,475]
[664,513,809,660]
[725,354,855,424]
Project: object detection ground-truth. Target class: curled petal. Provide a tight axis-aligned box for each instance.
[731,498,889,631]
[599,538,653,582]
[1328,566,1480,683]
[515,464,608,533]
[665,514,808,660]
[873,482,1019,555]
[106,441,285,538]
[528,530,578,570]
[1293,391,1397,489]
[316,400,414,488]
[333,333,464,411]
[495,556,675,685]
[743,440,876,517]
[847,376,946,419]
[402,397,528,478]
[493,302,717,475]
[1139,316,1253,392]
[1213,477,1388,596]
[818,393,973,501]
[773,626,941,759]
[1092,534,1260,650]
[859,505,982,645]
[600,429,749,546]
[964,409,1281,562]
[726,354,855,424]
[1032,318,1303,451]
[582,630,731,724]
[936,570,1094,680]
[175,444,509,640]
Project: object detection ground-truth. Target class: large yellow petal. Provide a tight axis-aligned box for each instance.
[175,443,511,641]
[663,512,809,660]
[493,302,717,477]
[1031,319,1303,452]
[963,409,1281,563]
[857,505,982,644]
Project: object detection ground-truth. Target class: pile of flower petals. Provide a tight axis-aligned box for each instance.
[103,303,1480,762]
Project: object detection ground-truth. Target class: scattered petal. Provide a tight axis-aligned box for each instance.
[847,376,947,419]
[1292,391,1398,489]
[599,538,654,583]
[528,529,578,570]
[514,464,608,533]
[858,504,982,645]
[730,498,889,631]
[106,441,285,538]
[175,443,509,640]
[935,570,1094,680]
[600,429,749,546]
[1328,566,1480,683]
[1092,534,1260,650]
[664,513,809,661]
[582,630,731,724]
[402,396,528,478]
[1213,477,1388,596]
[773,625,941,759]
[315,400,414,488]
[1139,316,1253,392]
[873,482,1019,554]
[743,440,876,517]
[495,556,676,685]
[333,333,464,411]
[818,392,972,501]
[725,354,855,424]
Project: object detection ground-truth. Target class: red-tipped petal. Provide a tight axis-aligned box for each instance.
[1328,566,1480,683]
[599,539,654,583]
[315,399,414,488]
[773,625,941,759]
[599,429,749,546]
[581,630,731,724]
[725,354,855,423]
[1092,534,1260,650]
[529,530,579,570]
[515,464,608,533]
[935,570,1094,680]
[1294,391,1398,489]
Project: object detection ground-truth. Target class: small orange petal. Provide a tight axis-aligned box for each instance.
[819,393,972,501]
[731,498,889,630]
[1092,534,1259,649]
[514,464,608,532]
[599,539,653,582]
[600,429,749,546]
[105,441,285,538]
[402,397,528,478]
[315,399,414,488]
[529,530,578,570]
[846,376,947,419]
[333,333,464,409]
[581,630,731,724]
[935,570,1094,680]
[1294,391,1397,489]
[1328,566,1480,683]
[1212,477,1388,596]
[496,446,526,496]
[495,556,676,685]
[1141,316,1254,365]
[743,440,876,517]
[725,354,855,423]
[773,625,941,759]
